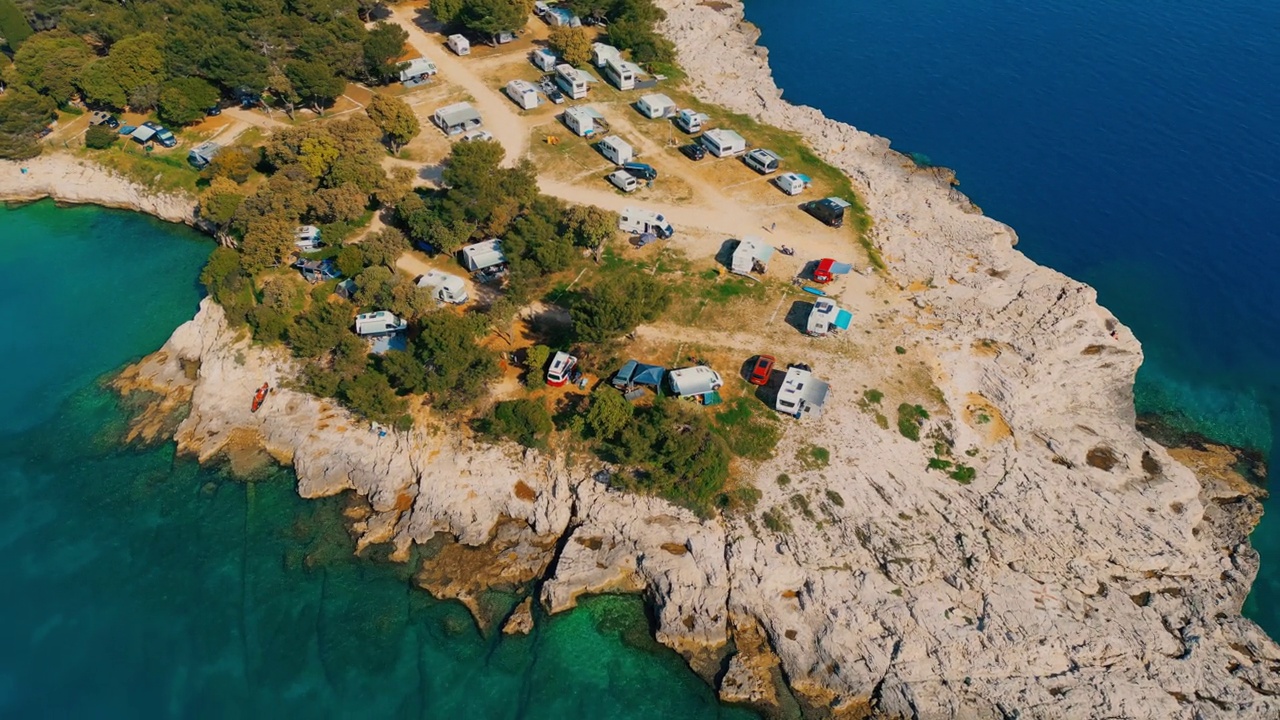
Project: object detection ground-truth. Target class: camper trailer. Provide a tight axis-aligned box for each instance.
[433,102,483,135]
[702,128,747,158]
[730,237,774,275]
[603,58,636,91]
[775,366,830,419]
[667,366,724,400]
[618,208,674,238]
[294,225,322,251]
[635,94,676,119]
[562,106,602,137]
[607,170,640,193]
[531,49,558,72]
[544,6,581,26]
[354,311,408,336]
[415,270,470,304]
[458,239,507,274]
[554,64,590,100]
[447,34,470,55]
[674,109,708,134]
[398,57,438,83]
[505,80,540,110]
[806,298,852,337]
[591,42,622,68]
[597,135,634,165]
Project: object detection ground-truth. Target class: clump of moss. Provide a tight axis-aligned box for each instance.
[897,404,930,441]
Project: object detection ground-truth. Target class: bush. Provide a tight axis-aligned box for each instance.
[897,404,930,441]
[862,388,884,405]
[796,444,830,470]
[571,274,670,343]
[84,124,117,149]
[486,399,553,449]
[339,370,408,425]
[825,490,845,507]
[895,346,907,355]
[950,464,976,484]
[584,383,633,439]
[762,507,790,534]
[605,400,731,516]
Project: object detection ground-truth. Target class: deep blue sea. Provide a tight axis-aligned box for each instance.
[743,0,1280,630]
[0,201,751,719]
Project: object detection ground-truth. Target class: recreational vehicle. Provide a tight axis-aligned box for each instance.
[531,49,558,72]
[607,170,640,193]
[187,141,221,169]
[415,270,470,304]
[603,58,636,91]
[591,42,622,67]
[667,366,724,399]
[545,351,579,387]
[635,94,676,119]
[458,239,507,273]
[562,106,603,137]
[775,366,830,419]
[505,79,540,110]
[354,311,408,336]
[743,148,781,174]
[774,172,811,196]
[702,128,747,157]
[433,102,483,135]
[554,64,590,100]
[597,135,634,165]
[730,237,774,275]
[398,57,438,83]
[674,109,708,134]
[294,225,322,251]
[806,298,852,337]
[446,34,471,56]
[618,208,674,238]
[801,197,851,228]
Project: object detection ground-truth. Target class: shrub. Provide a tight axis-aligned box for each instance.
[950,464,976,484]
[84,124,117,149]
[486,399,554,449]
[776,473,791,487]
[862,388,884,405]
[712,397,780,462]
[897,404,930,441]
[796,444,830,470]
[524,344,551,382]
[585,383,633,439]
[339,370,409,425]
[895,346,907,355]
[571,274,670,343]
[762,507,791,534]
[825,490,845,507]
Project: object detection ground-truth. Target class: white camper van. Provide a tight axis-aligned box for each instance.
[774,172,811,196]
[458,239,507,273]
[446,34,471,56]
[354,311,408,336]
[505,79,540,110]
[674,109,708,134]
[597,135,634,165]
[398,57,438,83]
[607,170,640,193]
[415,270,470,304]
[295,225,322,251]
[618,208,674,238]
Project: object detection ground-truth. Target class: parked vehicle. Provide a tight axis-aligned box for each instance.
[461,130,494,143]
[813,258,837,283]
[546,351,579,387]
[621,162,657,181]
[748,355,776,386]
[618,207,674,238]
[207,106,222,116]
[538,77,566,104]
[774,172,811,196]
[607,170,640,193]
[679,143,706,161]
[415,270,470,304]
[743,148,781,175]
[801,197,852,228]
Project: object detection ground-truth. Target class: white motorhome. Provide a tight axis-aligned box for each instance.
[597,135,633,165]
[635,93,676,119]
[702,128,747,157]
[607,170,640,193]
[458,239,507,273]
[743,148,781,174]
[562,106,600,137]
[415,270,470,304]
[591,42,622,68]
[775,366,830,419]
[554,64,589,100]
[774,172,811,196]
[806,298,852,337]
[294,225,322,251]
[730,236,775,275]
[446,34,471,56]
[618,208,674,238]
[398,57,438,83]
[505,79,540,110]
[531,48,558,72]
[603,58,637,91]
[667,366,724,398]
[673,109,708,134]
[354,311,408,336]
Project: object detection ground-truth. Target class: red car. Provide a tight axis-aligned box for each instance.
[813,258,836,283]
[748,355,776,386]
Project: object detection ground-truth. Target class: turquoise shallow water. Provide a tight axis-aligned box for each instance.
[0,202,752,719]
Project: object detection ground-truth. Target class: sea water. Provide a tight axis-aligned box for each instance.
[0,202,752,719]
[742,0,1280,630]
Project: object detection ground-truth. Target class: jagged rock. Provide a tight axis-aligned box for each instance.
[503,597,535,636]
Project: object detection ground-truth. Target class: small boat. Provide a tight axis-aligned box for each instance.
[251,383,270,413]
[802,286,826,296]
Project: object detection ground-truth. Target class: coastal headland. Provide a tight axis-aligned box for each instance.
[5,0,1279,717]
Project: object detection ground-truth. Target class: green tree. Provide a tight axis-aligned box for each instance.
[366,93,420,153]
[76,61,128,109]
[362,21,409,83]
[463,0,527,37]
[430,0,465,24]
[410,311,499,410]
[0,0,33,51]
[13,32,94,104]
[288,297,354,358]
[571,275,671,343]
[353,265,397,309]
[309,183,368,223]
[548,26,591,67]
[585,383,633,439]
[374,166,416,207]
[84,124,117,149]
[286,60,345,112]
[158,77,220,125]
[524,344,551,377]
[359,227,409,269]
[240,215,298,273]
[334,244,368,277]
[565,204,617,248]
[0,85,56,160]
[198,177,247,242]
[203,147,258,184]
[339,370,408,424]
[376,349,426,393]
[485,399,553,449]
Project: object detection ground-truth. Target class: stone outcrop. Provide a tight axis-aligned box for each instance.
[107,1,1280,717]
[0,156,200,227]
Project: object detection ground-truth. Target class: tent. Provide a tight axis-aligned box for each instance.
[612,360,665,389]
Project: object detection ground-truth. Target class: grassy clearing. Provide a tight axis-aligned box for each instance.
[712,397,780,461]
[796,443,830,471]
[88,145,202,194]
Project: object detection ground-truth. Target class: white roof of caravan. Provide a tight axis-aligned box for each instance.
[555,64,589,82]
[776,367,830,416]
[564,106,594,120]
[460,239,506,269]
[668,366,723,396]
[417,269,465,291]
[600,135,630,150]
[506,79,537,93]
[354,310,408,335]
[435,102,482,126]
[732,236,774,270]
[400,57,437,76]
[448,34,469,44]
[704,128,745,145]
[592,42,621,60]
[638,93,674,108]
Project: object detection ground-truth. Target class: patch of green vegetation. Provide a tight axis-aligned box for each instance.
[950,464,976,484]
[712,397,780,462]
[824,490,845,508]
[862,388,884,405]
[897,404,930,441]
[797,444,831,470]
[790,493,815,521]
[762,506,791,534]
[926,457,952,472]
[965,448,980,457]
[875,412,890,430]
[895,345,907,355]
[481,399,554,449]
[976,412,991,425]
[776,473,791,487]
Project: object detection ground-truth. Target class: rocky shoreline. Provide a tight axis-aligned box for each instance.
[0,156,202,228]
[6,0,1280,716]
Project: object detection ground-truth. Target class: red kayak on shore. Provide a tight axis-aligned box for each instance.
[251,383,269,413]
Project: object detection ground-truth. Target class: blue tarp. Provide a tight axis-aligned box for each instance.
[835,310,853,330]
[829,261,854,275]
[612,360,665,388]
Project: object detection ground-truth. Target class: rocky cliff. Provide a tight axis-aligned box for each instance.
[106,1,1280,717]
[0,156,200,226]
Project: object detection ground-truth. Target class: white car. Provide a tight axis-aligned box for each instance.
[460,130,494,143]
[607,169,640,193]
